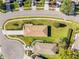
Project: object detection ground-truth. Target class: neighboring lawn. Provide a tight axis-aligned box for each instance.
[24,0,32,10]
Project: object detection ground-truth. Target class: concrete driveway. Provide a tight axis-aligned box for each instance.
[44,0,49,10]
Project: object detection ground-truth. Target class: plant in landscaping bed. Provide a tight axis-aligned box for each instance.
[24,0,32,10]
[60,0,72,15]
[0,1,6,13]
[36,0,45,10]
[10,1,19,11]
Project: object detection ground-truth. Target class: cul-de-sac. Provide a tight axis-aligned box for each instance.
[0,0,79,59]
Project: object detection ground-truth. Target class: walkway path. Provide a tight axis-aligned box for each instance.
[2,30,24,35]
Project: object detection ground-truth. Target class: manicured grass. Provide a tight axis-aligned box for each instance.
[5,20,23,30]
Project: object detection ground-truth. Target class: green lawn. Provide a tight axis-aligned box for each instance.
[5,20,23,30]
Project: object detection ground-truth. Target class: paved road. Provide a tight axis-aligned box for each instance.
[0,29,25,59]
[0,10,79,27]
[1,40,24,59]
[0,30,6,45]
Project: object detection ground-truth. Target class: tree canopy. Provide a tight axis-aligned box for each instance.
[60,0,72,15]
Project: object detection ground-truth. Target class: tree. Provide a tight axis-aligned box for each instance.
[0,54,4,59]
[50,0,56,4]
[0,0,3,9]
[0,0,6,12]
[60,0,72,15]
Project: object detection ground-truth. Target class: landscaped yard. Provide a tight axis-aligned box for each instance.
[4,17,79,59]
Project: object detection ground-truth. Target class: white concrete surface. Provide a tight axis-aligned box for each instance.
[23,54,32,59]
[56,1,61,6]
[74,34,79,41]
[0,47,1,53]
[44,0,49,10]
[31,0,36,10]
[71,34,79,50]
[55,8,60,12]
[32,6,36,10]
[2,30,24,35]
[19,7,24,11]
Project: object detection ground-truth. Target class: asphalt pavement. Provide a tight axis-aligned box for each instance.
[0,10,79,27]
[1,39,24,59]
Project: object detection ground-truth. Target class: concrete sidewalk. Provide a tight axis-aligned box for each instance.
[2,30,24,35]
